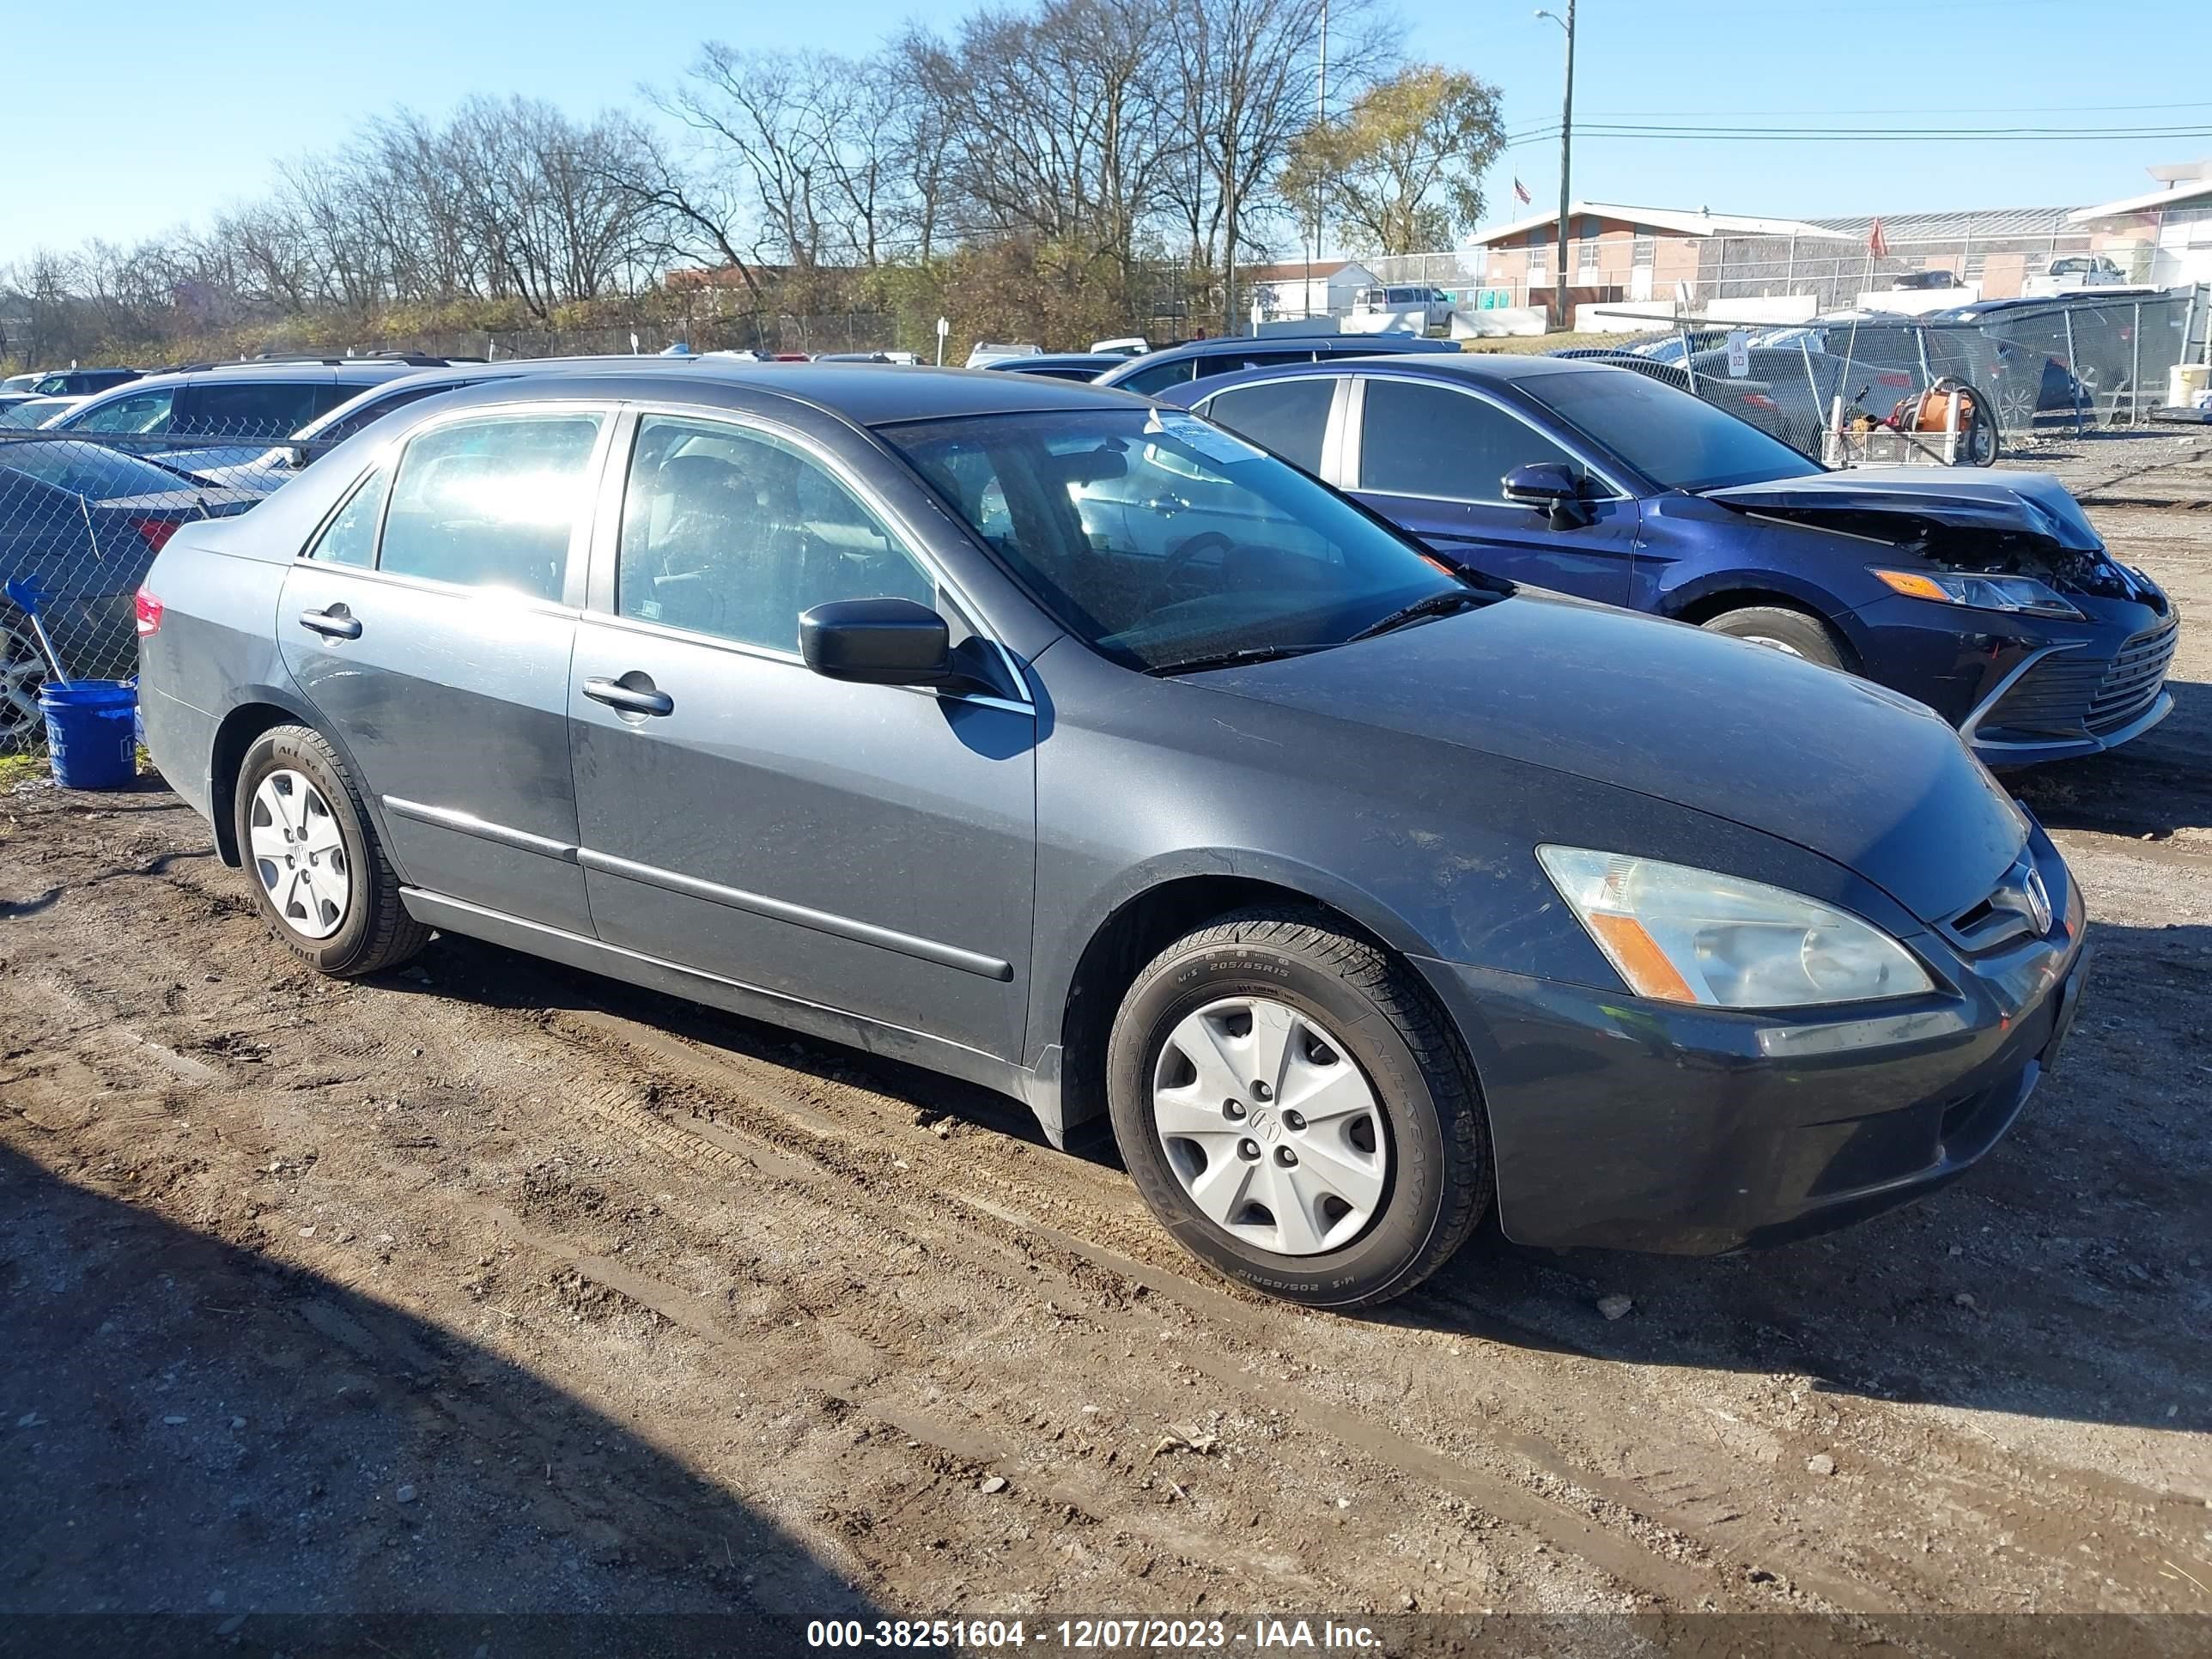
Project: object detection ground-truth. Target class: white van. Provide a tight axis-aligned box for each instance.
[1345,285,1454,336]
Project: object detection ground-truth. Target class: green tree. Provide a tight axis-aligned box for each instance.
[1282,65,1504,256]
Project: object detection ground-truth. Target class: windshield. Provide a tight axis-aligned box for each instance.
[0,439,203,500]
[1523,366,1820,493]
[0,399,71,429]
[883,409,1468,672]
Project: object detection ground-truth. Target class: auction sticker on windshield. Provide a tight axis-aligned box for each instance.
[1146,409,1266,466]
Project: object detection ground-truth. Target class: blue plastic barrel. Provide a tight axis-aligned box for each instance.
[40,679,138,790]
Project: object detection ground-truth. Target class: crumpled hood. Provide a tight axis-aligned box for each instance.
[1200,592,2028,923]
[1703,466,2102,553]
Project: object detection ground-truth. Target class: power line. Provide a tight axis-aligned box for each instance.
[1503,122,2212,148]
[1547,98,2212,120]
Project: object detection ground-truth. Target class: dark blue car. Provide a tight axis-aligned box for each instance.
[0,439,258,743]
[1164,355,2175,767]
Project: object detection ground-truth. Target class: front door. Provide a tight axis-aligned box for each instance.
[566,411,1036,1061]
[1347,374,1640,604]
[278,406,611,935]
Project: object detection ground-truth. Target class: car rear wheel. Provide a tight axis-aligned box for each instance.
[1699,605,1846,669]
[234,724,429,977]
[1106,909,1488,1308]
[2,607,48,748]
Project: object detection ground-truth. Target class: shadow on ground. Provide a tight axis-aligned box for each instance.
[389,901,2211,1443]
[0,1141,886,1640]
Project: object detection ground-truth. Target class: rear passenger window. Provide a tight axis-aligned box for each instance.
[1200,379,1334,474]
[307,469,387,568]
[617,415,933,653]
[378,413,603,600]
[175,381,331,439]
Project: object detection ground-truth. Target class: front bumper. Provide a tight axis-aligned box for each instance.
[1843,586,2175,769]
[1416,826,2087,1255]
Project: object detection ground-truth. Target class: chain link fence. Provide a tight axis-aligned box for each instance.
[0,428,312,757]
[1570,285,2209,460]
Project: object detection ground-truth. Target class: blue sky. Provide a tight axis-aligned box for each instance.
[7,0,2209,265]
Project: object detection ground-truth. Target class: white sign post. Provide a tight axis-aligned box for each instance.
[935,316,950,367]
[1725,330,1751,379]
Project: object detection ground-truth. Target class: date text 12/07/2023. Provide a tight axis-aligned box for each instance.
[805,1618,1387,1650]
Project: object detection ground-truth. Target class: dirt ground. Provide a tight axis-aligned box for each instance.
[3,459,2210,1640]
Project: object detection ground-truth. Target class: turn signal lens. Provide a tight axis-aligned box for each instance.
[1873,568,1948,602]
[1537,846,1935,1010]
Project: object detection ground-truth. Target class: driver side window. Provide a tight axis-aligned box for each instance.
[1358,378,1577,502]
[617,416,935,653]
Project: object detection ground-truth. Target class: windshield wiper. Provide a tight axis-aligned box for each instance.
[1146,643,1332,678]
[1347,590,1486,642]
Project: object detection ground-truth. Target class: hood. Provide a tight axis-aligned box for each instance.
[1703,466,2102,554]
[1200,592,2027,925]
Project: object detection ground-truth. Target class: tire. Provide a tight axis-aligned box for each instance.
[1960,387,2000,466]
[232,723,428,977]
[1699,605,1846,669]
[1,607,48,750]
[1105,908,1489,1309]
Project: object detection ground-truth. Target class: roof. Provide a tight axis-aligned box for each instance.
[425,360,1141,427]
[1467,202,1851,246]
[1241,259,1370,283]
[2067,174,2212,228]
[1811,206,2075,241]
[1164,353,1638,403]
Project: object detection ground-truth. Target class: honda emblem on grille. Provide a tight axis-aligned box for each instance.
[2024,867,2052,935]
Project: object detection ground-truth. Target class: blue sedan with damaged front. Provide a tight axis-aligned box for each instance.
[1168,354,2174,767]
[137,361,2085,1307]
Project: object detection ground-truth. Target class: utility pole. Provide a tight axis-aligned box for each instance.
[1303,0,1328,329]
[1536,1,1576,332]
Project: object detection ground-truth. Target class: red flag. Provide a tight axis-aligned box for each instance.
[1868,217,1889,258]
[1513,177,1532,206]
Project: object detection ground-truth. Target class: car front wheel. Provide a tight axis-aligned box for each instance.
[234,724,428,977]
[1699,605,1847,669]
[1106,909,1488,1308]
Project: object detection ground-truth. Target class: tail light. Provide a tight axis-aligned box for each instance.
[1741,392,1779,410]
[131,516,182,555]
[135,586,164,637]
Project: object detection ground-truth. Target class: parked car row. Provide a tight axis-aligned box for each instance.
[128,353,2117,1309]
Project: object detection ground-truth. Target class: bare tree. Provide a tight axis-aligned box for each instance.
[1164,0,1389,333]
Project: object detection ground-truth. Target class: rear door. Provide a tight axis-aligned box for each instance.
[279,404,612,934]
[1345,373,1640,602]
[566,409,1036,1060]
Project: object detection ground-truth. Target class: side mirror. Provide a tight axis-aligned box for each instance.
[1501,461,1590,529]
[799,597,953,687]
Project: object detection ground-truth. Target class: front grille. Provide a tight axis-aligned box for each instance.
[1980,616,2178,739]
[1983,653,2105,734]
[2086,616,2178,733]
[1938,849,2051,957]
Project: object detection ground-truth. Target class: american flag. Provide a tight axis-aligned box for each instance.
[1513,177,1533,206]
[1868,217,1889,258]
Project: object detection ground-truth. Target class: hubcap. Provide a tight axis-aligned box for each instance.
[1151,996,1389,1257]
[1,622,45,744]
[248,769,350,939]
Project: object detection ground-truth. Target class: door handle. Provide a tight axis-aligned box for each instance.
[583,676,674,717]
[298,605,362,640]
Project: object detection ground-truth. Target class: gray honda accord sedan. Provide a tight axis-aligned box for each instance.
[137,362,2086,1307]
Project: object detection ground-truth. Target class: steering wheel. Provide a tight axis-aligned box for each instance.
[1157,530,1235,603]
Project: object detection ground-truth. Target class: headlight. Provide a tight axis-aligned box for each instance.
[1871,568,2083,620]
[1537,846,1935,1009]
